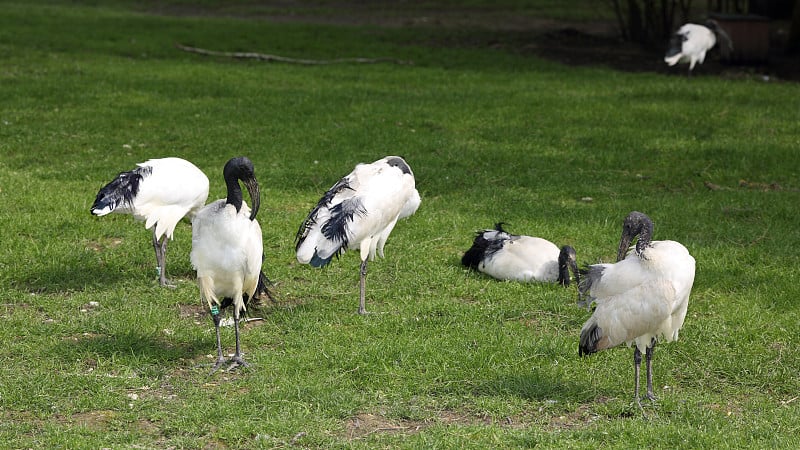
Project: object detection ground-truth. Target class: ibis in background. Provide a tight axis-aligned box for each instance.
[91,157,210,286]
[190,156,263,373]
[296,156,421,315]
[664,20,733,75]
[578,211,695,407]
[461,223,579,287]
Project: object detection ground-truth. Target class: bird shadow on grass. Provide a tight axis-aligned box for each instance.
[10,257,130,294]
[9,250,200,294]
[52,330,213,374]
[475,371,595,404]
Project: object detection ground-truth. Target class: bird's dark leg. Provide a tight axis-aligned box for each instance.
[227,305,249,371]
[358,259,368,315]
[209,306,226,374]
[645,339,657,402]
[633,346,643,409]
[152,231,174,287]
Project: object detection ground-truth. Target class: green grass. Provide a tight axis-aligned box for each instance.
[1,1,800,448]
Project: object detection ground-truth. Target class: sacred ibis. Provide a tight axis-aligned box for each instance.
[190,156,263,372]
[578,211,695,407]
[664,20,733,75]
[91,157,209,286]
[461,223,579,286]
[295,156,421,315]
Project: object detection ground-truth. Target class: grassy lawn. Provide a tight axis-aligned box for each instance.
[1,1,799,448]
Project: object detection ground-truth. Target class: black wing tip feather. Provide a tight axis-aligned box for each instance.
[578,323,602,357]
[461,245,485,270]
[461,230,493,269]
[295,177,354,249]
[90,166,150,213]
[461,224,510,270]
[320,198,364,253]
[577,265,604,298]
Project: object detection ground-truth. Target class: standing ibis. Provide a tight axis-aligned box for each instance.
[578,211,695,407]
[664,20,733,75]
[296,156,421,314]
[91,157,209,286]
[461,223,579,286]
[190,157,263,372]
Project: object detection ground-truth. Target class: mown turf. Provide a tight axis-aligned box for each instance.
[1,1,799,448]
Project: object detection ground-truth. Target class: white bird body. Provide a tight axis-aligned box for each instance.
[296,156,420,314]
[191,199,262,309]
[664,24,715,70]
[664,20,732,74]
[578,211,695,407]
[484,235,561,281]
[190,157,263,372]
[461,224,578,285]
[580,240,694,353]
[91,157,209,285]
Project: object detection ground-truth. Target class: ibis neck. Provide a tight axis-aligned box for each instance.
[557,245,577,286]
[225,176,244,212]
[635,218,654,255]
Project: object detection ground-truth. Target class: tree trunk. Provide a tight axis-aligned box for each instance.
[788,0,800,54]
[627,0,645,43]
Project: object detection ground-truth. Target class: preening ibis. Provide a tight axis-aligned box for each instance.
[578,211,695,407]
[664,20,733,75]
[461,223,579,286]
[296,156,421,314]
[190,157,263,372]
[91,157,209,286]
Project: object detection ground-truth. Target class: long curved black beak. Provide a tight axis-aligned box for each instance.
[558,245,579,287]
[617,230,633,262]
[243,177,260,221]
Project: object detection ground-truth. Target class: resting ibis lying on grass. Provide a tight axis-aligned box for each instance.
[296,156,421,314]
[664,20,733,75]
[578,211,695,407]
[461,223,579,286]
[190,157,263,373]
[91,157,209,286]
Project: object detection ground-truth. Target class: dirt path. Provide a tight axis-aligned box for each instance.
[155,2,799,82]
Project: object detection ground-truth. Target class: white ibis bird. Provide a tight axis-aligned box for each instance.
[296,156,421,315]
[190,157,263,372]
[461,223,579,286]
[578,211,695,407]
[664,19,733,75]
[91,157,210,286]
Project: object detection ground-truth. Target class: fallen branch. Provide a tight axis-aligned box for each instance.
[175,43,412,65]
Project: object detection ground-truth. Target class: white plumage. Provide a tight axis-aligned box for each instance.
[296,156,421,314]
[91,157,209,286]
[578,211,695,407]
[664,20,733,74]
[190,157,262,372]
[461,223,579,286]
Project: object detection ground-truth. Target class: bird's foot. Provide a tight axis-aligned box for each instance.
[225,355,250,372]
[357,307,369,315]
[634,394,658,412]
[207,357,228,375]
[158,276,177,289]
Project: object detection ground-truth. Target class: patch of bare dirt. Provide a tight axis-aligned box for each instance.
[150,2,800,82]
[344,407,589,441]
[547,403,602,429]
[346,413,426,439]
[65,409,117,430]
